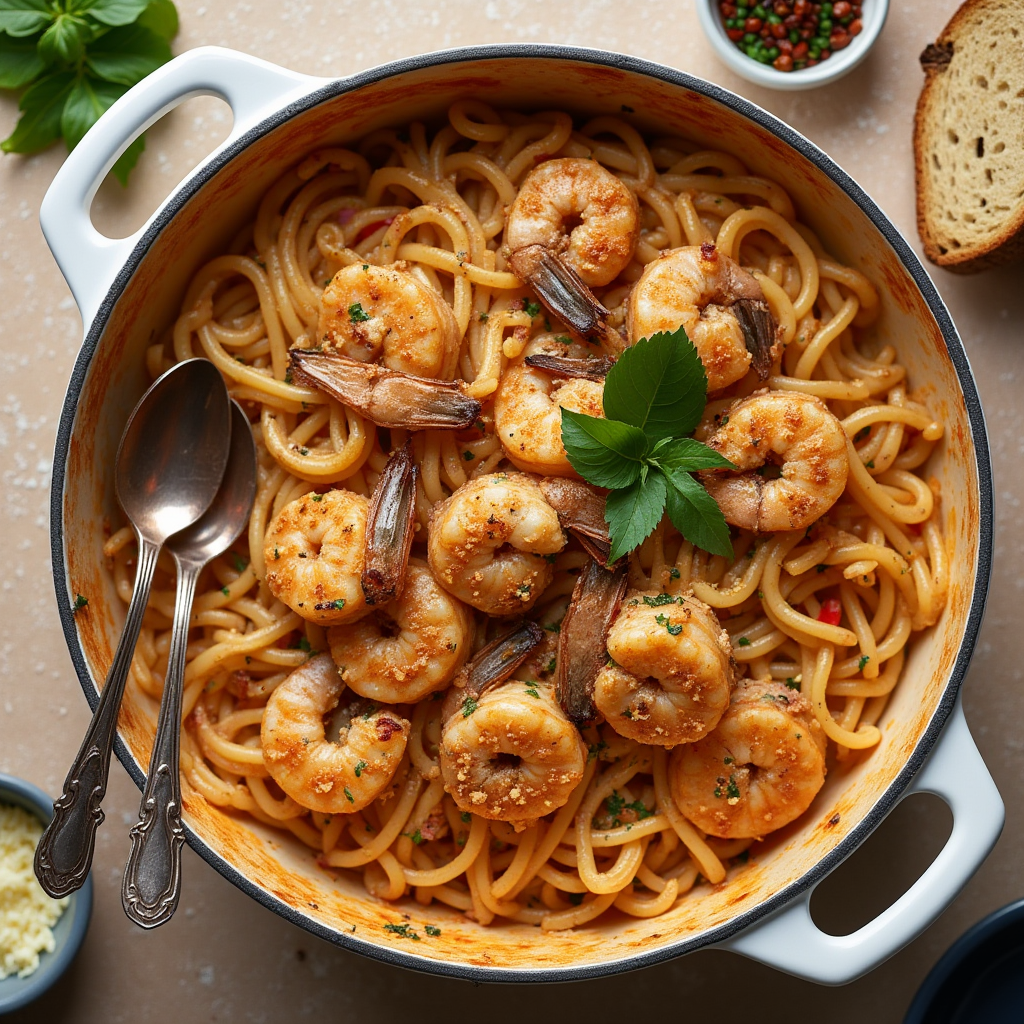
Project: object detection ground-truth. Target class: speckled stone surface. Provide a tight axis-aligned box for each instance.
[0,2,1020,1020]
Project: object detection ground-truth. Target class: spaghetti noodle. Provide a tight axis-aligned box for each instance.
[108,101,948,931]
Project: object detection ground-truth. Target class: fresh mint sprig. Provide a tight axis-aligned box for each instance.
[0,0,179,184]
[560,326,735,563]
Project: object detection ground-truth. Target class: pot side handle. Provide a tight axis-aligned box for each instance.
[720,695,1003,986]
[39,46,328,330]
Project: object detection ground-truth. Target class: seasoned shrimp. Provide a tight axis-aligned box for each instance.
[627,243,779,391]
[669,678,826,838]
[494,336,607,476]
[290,349,480,430]
[506,158,639,347]
[699,390,849,533]
[427,471,565,615]
[263,489,369,625]
[261,653,410,814]
[506,158,640,287]
[592,589,736,746]
[327,559,473,704]
[318,262,460,379]
[439,677,587,823]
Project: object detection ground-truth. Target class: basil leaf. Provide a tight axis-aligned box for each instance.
[110,130,143,185]
[83,0,152,26]
[602,325,708,443]
[560,408,647,489]
[663,468,733,558]
[61,74,125,149]
[652,436,735,473]
[605,470,667,563]
[85,24,170,85]
[0,0,52,39]
[1,70,74,153]
[136,0,177,40]
[0,33,44,88]
[38,14,93,65]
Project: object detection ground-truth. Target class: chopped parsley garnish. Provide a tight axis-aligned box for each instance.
[383,923,420,940]
[546,657,557,673]
[73,594,88,611]
[655,613,683,636]
[479,312,489,322]
[344,787,354,803]
[714,775,741,800]
[642,593,681,607]
[348,302,371,322]
[424,925,441,937]
[522,298,541,318]
[524,685,540,699]
[463,450,475,461]
[230,553,248,573]
[409,829,423,845]
[737,636,751,646]
[588,740,608,761]
[331,598,346,610]
[516,583,531,598]
[858,655,870,671]
[866,460,875,469]
[221,586,230,597]
[785,677,801,690]
[311,493,323,502]
[461,695,478,718]
[354,760,368,777]
[669,567,681,579]
[460,811,472,823]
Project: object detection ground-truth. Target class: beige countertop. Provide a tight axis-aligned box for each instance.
[1,1,1020,1020]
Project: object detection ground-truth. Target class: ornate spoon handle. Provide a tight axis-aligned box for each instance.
[35,534,161,899]
[121,558,201,927]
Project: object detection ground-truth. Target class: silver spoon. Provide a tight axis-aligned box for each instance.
[122,401,257,928]
[36,359,231,900]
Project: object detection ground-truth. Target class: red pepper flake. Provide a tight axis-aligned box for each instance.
[818,597,842,626]
[354,217,395,244]
[376,717,401,742]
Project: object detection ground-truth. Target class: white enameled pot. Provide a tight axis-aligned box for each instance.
[44,44,1001,985]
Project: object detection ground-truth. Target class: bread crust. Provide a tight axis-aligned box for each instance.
[914,0,1024,273]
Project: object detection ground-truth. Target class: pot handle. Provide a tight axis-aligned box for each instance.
[721,695,1003,985]
[39,46,327,330]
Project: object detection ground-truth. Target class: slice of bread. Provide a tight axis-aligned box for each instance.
[914,0,1024,273]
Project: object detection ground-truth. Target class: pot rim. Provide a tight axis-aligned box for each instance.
[49,42,994,982]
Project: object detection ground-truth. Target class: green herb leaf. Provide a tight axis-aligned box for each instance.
[73,593,88,611]
[560,408,646,489]
[0,34,44,89]
[85,0,152,26]
[655,612,683,636]
[348,301,370,322]
[602,327,708,443]
[38,14,93,65]
[604,469,667,563]
[136,0,177,39]
[0,0,53,39]
[461,695,478,718]
[1,70,74,153]
[424,925,441,937]
[652,435,734,473]
[85,24,171,85]
[354,759,367,777]
[344,786,354,803]
[663,467,733,558]
[61,75,125,150]
[522,298,540,318]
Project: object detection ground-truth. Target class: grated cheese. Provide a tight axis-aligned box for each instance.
[0,803,68,979]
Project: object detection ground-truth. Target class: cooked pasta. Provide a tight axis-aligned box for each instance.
[109,101,948,932]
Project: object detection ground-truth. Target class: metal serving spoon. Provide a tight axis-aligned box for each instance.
[122,401,257,928]
[36,359,231,900]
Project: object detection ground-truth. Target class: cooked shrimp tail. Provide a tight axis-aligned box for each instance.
[733,297,775,380]
[450,620,544,705]
[524,352,616,381]
[361,441,417,605]
[557,558,628,724]
[289,350,481,430]
[507,244,621,350]
[538,476,611,565]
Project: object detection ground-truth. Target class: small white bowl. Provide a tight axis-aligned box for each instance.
[696,0,890,91]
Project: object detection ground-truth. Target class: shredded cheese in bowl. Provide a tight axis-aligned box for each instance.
[0,803,67,979]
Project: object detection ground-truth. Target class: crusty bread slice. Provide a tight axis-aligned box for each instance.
[914,0,1024,273]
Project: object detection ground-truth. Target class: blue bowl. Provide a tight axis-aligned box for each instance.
[0,774,92,1016]
[905,898,1024,1024]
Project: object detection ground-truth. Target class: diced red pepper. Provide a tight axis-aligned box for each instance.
[354,217,395,244]
[818,597,842,626]
[727,28,745,40]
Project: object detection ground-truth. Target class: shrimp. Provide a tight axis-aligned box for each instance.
[669,677,826,838]
[318,262,460,379]
[427,471,565,615]
[592,589,736,746]
[439,677,587,823]
[261,653,410,814]
[290,349,480,430]
[327,559,474,704]
[506,158,639,347]
[263,489,369,625]
[494,335,608,476]
[263,444,419,624]
[699,390,849,533]
[626,243,779,391]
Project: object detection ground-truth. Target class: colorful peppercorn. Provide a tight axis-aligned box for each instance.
[718,0,863,72]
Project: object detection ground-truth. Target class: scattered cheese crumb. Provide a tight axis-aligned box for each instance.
[0,803,68,979]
